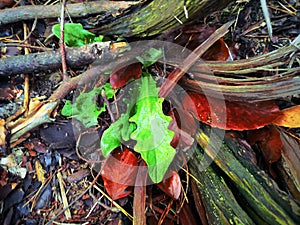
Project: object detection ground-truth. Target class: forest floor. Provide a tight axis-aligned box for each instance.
[0,0,299,224]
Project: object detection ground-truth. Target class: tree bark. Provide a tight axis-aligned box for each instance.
[189,128,300,225]
[88,0,233,37]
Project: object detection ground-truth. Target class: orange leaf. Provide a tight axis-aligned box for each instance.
[183,92,281,130]
[273,105,300,128]
[157,170,181,200]
[101,148,138,200]
[110,62,142,88]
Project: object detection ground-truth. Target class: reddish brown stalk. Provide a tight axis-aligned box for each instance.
[60,0,68,81]
[133,161,147,225]
[158,21,234,98]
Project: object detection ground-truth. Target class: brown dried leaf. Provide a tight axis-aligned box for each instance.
[157,170,181,200]
[101,148,138,200]
[247,126,282,163]
[0,119,6,148]
[202,38,230,61]
[66,169,90,183]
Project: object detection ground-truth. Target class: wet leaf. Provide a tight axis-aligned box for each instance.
[171,108,197,136]
[52,23,95,47]
[110,62,142,88]
[183,92,281,130]
[61,83,114,127]
[136,47,162,68]
[247,126,282,163]
[101,74,175,183]
[273,105,300,128]
[61,100,73,117]
[101,80,141,157]
[129,74,175,183]
[157,170,181,199]
[101,114,131,157]
[101,148,138,200]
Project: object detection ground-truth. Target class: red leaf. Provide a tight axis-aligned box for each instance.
[183,92,281,130]
[157,170,181,200]
[101,148,138,200]
[202,38,230,61]
[247,126,282,163]
[168,109,195,151]
[171,24,229,61]
[110,62,142,88]
[173,24,217,51]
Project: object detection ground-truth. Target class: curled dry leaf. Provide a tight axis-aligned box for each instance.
[183,92,281,130]
[101,148,138,200]
[157,170,181,200]
[0,119,7,149]
[273,105,300,128]
[110,62,142,88]
[247,126,282,164]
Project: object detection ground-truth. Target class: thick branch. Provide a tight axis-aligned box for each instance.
[90,0,233,37]
[0,1,136,25]
[0,43,108,76]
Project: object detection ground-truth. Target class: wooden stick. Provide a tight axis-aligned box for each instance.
[0,1,136,25]
[60,0,69,81]
[0,43,107,77]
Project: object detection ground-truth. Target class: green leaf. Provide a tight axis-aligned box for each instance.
[136,48,162,68]
[61,100,73,117]
[129,74,175,183]
[102,83,115,99]
[101,85,139,156]
[94,35,105,42]
[52,23,95,47]
[100,73,175,183]
[72,87,103,127]
[64,83,114,127]
[101,114,129,157]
